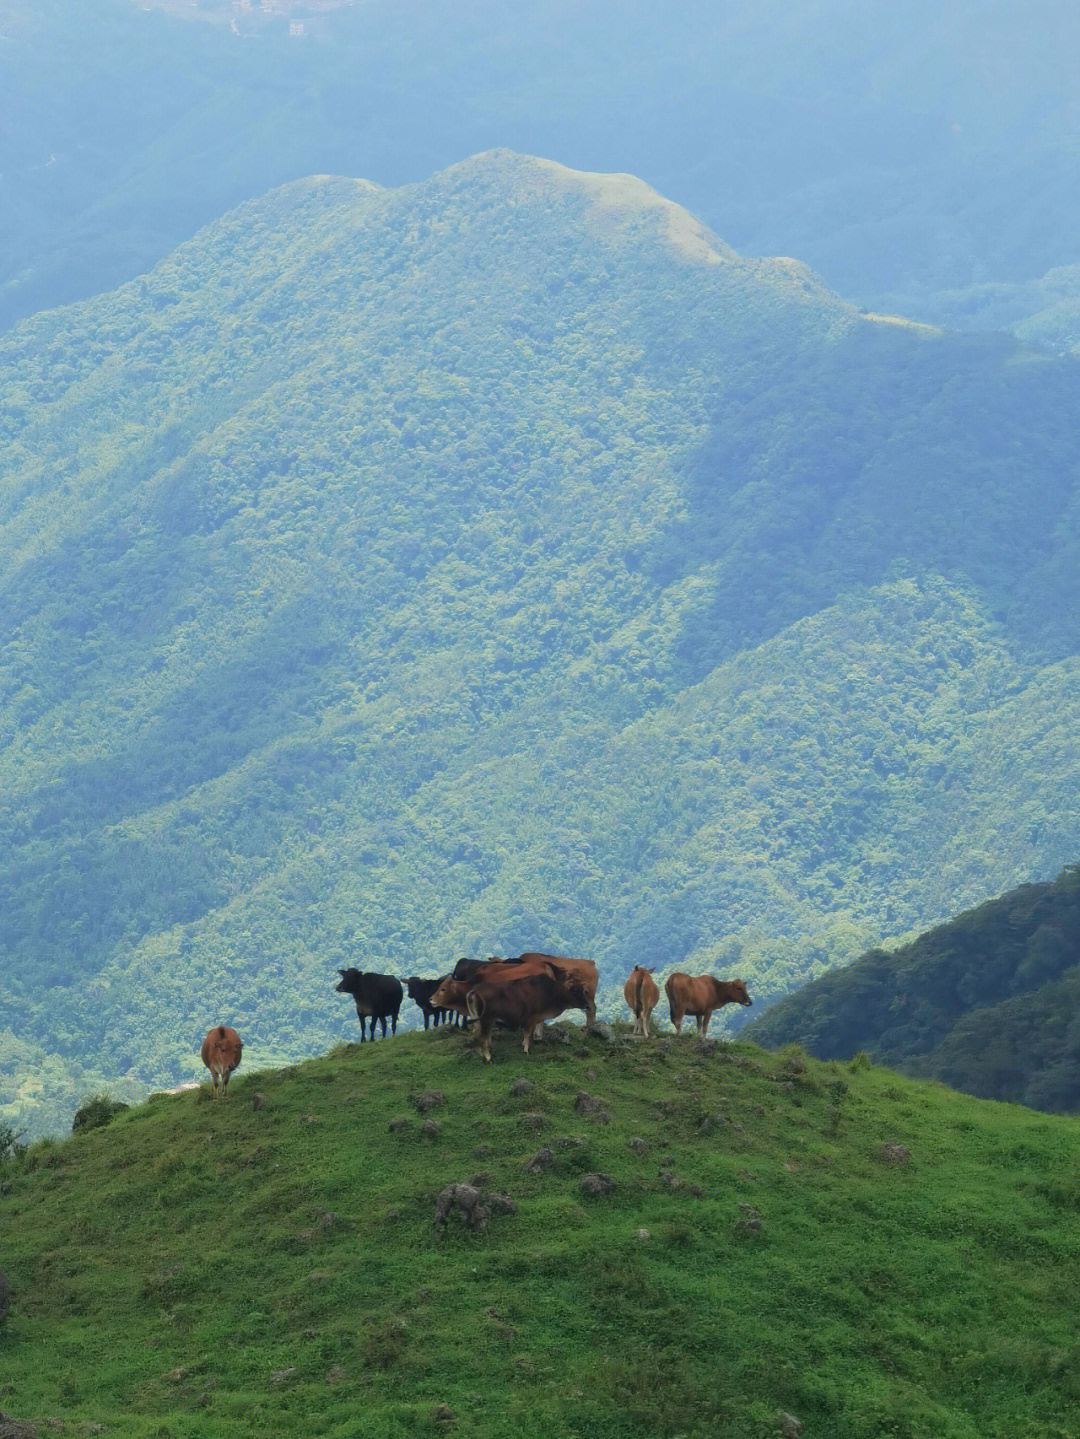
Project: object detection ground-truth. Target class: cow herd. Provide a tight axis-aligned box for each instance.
[200,955,754,1091]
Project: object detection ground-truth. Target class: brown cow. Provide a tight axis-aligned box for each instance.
[623,966,660,1037]
[429,976,474,1022]
[664,974,753,1036]
[514,953,599,1026]
[201,1025,243,1098]
[465,965,591,1062]
[430,961,557,1027]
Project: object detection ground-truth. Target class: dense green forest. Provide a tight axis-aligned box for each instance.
[745,864,1080,1113]
[3,0,1079,337]
[3,153,1080,1136]
[3,1033,1080,1436]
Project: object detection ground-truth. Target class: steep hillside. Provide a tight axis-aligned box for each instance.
[3,1,1079,333]
[2,1033,1079,1437]
[744,864,1080,1112]
[3,153,1080,1136]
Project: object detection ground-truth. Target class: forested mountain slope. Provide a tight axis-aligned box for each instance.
[3,0,1079,335]
[3,152,1080,1136]
[745,864,1080,1113]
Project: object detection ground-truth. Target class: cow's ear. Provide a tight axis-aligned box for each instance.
[338,968,347,976]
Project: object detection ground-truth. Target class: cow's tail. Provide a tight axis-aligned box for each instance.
[466,991,485,1022]
[632,969,645,1018]
[217,1025,227,1040]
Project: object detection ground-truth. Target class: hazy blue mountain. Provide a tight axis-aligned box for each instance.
[3,0,1078,333]
[3,154,1080,1136]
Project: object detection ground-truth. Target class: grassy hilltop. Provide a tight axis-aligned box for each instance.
[2,1030,1079,1438]
[4,152,1080,1137]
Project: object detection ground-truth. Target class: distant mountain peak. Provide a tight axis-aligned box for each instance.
[443,149,737,267]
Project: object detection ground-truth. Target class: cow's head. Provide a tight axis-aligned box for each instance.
[431,977,466,1010]
[730,979,753,1007]
[405,977,423,998]
[335,967,361,995]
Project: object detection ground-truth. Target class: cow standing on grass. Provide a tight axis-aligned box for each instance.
[464,964,591,1062]
[624,966,660,1037]
[201,1026,242,1098]
[335,969,403,1040]
[665,974,753,1036]
[406,976,458,1029]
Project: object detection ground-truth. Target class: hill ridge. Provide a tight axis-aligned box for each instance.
[2,1030,1079,1436]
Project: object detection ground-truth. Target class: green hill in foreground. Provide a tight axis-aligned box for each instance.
[2,1031,1079,1437]
[744,864,1080,1113]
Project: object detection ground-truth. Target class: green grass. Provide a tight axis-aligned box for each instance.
[2,1029,1079,1437]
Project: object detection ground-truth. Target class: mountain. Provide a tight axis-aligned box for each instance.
[3,152,1080,1138]
[3,1,1079,335]
[744,864,1080,1113]
[2,1033,1079,1436]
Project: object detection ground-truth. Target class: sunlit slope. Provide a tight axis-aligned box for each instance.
[2,1033,1079,1438]
[3,152,1080,1136]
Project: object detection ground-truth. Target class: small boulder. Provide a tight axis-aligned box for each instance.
[636,1227,651,1242]
[269,1368,297,1387]
[627,1136,649,1155]
[487,1192,517,1214]
[324,1365,347,1386]
[388,1116,408,1132]
[300,1114,319,1126]
[732,1202,763,1238]
[509,1079,532,1096]
[697,1117,712,1136]
[421,1119,441,1140]
[0,1417,38,1439]
[876,1142,912,1166]
[415,1090,445,1113]
[251,1092,268,1111]
[523,1148,555,1173]
[431,1404,456,1427]
[520,1112,547,1130]
[573,1092,611,1123]
[777,1412,803,1438]
[579,1172,616,1197]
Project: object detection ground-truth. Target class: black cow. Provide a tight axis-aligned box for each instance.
[406,976,458,1029]
[335,969,403,1040]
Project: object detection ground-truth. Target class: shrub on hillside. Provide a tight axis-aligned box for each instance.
[0,1122,26,1165]
[72,1094,129,1134]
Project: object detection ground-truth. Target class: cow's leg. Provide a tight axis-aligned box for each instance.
[700,1010,712,1037]
[391,1010,398,1036]
[672,1011,683,1034]
[358,1015,366,1042]
[424,1011,430,1031]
